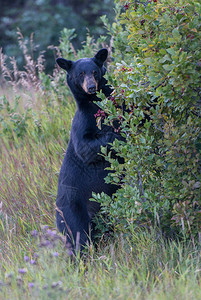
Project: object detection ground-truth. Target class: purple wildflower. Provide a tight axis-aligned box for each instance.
[28,282,34,288]
[31,229,38,236]
[53,252,59,257]
[51,282,58,288]
[51,281,63,289]
[18,268,27,274]
[30,259,36,265]
[46,229,53,236]
[43,284,49,289]
[68,249,73,256]
[24,255,29,262]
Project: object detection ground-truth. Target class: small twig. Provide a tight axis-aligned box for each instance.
[154,125,165,133]
[55,206,73,242]
[75,232,80,253]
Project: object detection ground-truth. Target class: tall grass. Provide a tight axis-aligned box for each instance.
[0,30,75,261]
[0,30,200,299]
[0,228,200,299]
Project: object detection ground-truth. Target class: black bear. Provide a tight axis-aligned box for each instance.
[56,49,122,251]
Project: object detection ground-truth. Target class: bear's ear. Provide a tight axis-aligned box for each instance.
[93,48,108,67]
[56,58,73,72]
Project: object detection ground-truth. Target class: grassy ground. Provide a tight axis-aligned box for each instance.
[0,78,200,299]
[0,227,200,299]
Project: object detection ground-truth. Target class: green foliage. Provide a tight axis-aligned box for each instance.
[93,0,201,239]
[0,5,201,298]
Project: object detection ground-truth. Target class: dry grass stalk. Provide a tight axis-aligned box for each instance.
[0,30,45,94]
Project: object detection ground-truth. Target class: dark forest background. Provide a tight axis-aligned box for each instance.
[0,0,114,72]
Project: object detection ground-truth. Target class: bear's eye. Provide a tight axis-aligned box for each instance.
[79,72,85,78]
[93,70,97,76]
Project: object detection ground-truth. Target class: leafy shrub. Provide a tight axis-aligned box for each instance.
[93,0,201,239]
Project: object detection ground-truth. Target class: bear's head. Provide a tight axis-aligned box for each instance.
[56,49,109,100]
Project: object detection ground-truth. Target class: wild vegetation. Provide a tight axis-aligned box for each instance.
[0,0,200,299]
[94,0,201,241]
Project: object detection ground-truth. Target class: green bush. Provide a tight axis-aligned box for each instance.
[93,0,201,239]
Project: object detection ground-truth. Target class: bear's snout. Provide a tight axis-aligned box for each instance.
[82,75,98,94]
[88,84,96,94]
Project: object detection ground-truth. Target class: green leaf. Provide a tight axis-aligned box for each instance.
[163,64,173,71]
[172,28,181,40]
[166,48,176,56]
[159,54,171,63]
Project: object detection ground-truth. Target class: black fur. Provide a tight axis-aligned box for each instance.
[56,49,122,251]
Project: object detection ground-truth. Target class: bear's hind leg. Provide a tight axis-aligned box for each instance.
[56,205,91,251]
[56,183,91,251]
